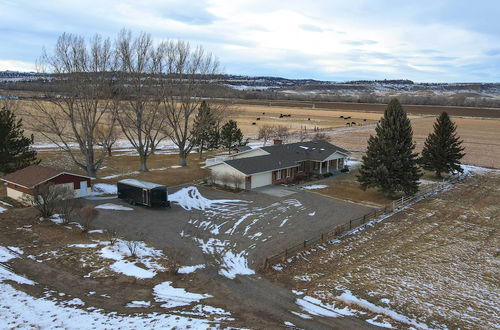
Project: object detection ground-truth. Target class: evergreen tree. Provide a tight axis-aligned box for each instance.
[220,120,246,153]
[191,101,218,158]
[357,98,421,196]
[0,105,40,174]
[420,112,465,178]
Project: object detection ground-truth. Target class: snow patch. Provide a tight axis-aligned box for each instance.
[169,186,245,211]
[337,289,429,329]
[0,283,220,328]
[92,183,117,195]
[178,264,206,274]
[153,281,212,308]
[302,185,328,190]
[95,203,133,211]
[126,300,151,308]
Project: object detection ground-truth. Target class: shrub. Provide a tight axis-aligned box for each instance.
[340,166,349,173]
[80,206,98,232]
[323,172,333,178]
[25,183,74,218]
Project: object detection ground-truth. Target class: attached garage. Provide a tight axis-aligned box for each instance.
[250,172,272,189]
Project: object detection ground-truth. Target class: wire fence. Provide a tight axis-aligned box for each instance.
[262,173,468,269]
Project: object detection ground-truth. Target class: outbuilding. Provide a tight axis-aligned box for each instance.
[1,165,92,202]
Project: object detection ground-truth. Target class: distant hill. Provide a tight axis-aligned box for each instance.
[1,71,499,107]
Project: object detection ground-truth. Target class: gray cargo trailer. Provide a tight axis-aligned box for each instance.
[117,179,170,207]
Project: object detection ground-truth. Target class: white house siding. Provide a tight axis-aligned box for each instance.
[251,172,272,189]
[230,148,268,160]
[322,151,347,162]
[6,187,28,202]
[209,162,246,189]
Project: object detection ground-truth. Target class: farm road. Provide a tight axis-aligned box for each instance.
[88,184,375,328]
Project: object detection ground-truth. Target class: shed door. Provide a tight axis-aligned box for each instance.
[80,181,88,197]
[143,189,149,206]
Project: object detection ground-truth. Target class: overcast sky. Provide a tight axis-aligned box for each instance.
[0,0,499,82]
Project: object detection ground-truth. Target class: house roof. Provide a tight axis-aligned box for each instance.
[1,165,90,189]
[224,140,349,175]
[235,145,252,152]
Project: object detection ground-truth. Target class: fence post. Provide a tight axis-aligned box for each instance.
[321,233,324,241]
[264,258,268,269]
[349,219,352,229]
[285,249,288,259]
[303,240,307,248]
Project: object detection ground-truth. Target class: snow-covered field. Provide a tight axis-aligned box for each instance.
[0,237,233,328]
[274,167,500,328]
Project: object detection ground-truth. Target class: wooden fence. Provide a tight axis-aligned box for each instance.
[262,173,468,269]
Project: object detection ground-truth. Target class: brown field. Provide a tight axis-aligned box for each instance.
[268,171,500,328]
[326,116,500,168]
[230,99,500,118]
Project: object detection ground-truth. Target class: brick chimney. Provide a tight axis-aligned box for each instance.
[273,139,282,145]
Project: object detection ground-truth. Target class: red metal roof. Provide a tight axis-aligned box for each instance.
[1,165,90,188]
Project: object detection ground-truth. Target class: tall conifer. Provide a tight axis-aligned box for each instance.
[0,105,39,174]
[420,112,464,178]
[358,98,421,196]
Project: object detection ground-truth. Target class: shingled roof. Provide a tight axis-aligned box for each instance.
[1,165,88,188]
[224,140,349,175]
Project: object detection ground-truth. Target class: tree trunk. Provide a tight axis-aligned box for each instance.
[107,146,112,157]
[435,171,442,179]
[87,166,97,179]
[179,152,187,166]
[139,155,149,172]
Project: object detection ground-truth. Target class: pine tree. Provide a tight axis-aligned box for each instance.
[0,105,40,174]
[191,101,218,159]
[357,98,421,196]
[220,120,246,153]
[420,112,465,178]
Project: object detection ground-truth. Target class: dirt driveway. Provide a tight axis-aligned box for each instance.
[84,184,374,328]
[88,185,372,268]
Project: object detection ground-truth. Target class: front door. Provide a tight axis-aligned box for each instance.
[143,189,149,206]
[245,176,251,190]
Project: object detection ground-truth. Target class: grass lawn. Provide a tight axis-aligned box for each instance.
[309,170,394,207]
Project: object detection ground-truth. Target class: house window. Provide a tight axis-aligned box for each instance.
[298,162,304,172]
[314,162,319,170]
[286,168,291,178]
[275,170,282,180]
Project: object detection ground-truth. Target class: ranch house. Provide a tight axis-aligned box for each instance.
[1,165,92,202]
[205,140,349,189]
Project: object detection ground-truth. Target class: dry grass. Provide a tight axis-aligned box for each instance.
[37,150,212,186]
[270,171,500,328]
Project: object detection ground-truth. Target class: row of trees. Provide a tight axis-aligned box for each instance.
[358,99,464,197]
[28,30,237,177]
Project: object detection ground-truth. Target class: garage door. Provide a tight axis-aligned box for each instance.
[251,172,272,189]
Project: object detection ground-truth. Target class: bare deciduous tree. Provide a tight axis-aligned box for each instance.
[159,41,221,166]
[258,125,274,146]
[273,125,290,143]
[114,30,167,171]
[96,123,120,157]
[31,33,118,177]
[312,132,331,142]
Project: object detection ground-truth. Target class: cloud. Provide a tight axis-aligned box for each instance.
[299,24,324,32]
[0,0,499,82]
[0,60,36,72]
